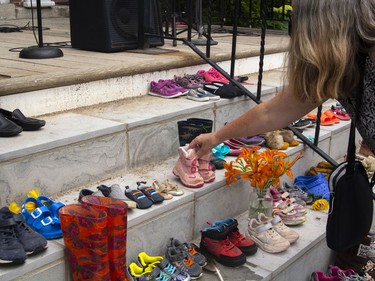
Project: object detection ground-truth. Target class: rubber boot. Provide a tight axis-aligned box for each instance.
[81,195,128,281]
[59,204,111,281]
[186,118,213,133]
[177,120,203,146]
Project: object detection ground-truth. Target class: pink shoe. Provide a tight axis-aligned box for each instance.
[311,271,342,281]
[173,146,204,188]
[204,68,229,84]
[198,153,215,183]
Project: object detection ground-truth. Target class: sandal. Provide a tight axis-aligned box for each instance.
[36,196,65,221]
[137,181,164,204]
[21,197,63,239]
[151,181,173,200]
[164,179,184,196]
[125,186,153,209]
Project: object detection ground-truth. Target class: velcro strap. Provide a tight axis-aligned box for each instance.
[256,222,273,234]
[271,215,282,225]
[49,201,65,215]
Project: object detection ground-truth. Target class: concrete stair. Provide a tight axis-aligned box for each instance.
[0,65,349,280]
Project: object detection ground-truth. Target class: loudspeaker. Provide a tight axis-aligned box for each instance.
[69,0,164,53]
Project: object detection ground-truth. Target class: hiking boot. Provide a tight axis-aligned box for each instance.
[210,218,257,256]
[166,246,203,279]
[172,145,204,188]
[169,238,207,266]
[0,207,27,264]
[177,121,204,146]
[200,224,246,267]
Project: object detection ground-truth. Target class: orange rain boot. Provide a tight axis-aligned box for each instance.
[81,195,128,281]
[59,204,111,281]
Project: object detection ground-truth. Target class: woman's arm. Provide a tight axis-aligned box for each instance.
[189,86,321,158]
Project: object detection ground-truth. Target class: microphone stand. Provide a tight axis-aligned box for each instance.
[19,0,63,59]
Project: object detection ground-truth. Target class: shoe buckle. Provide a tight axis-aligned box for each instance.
[30,208,43,219]
[41,216,53,226]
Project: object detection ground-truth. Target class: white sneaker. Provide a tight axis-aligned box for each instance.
[257,213,299,244]
[247,218,290,253]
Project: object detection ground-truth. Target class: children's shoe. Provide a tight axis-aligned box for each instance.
[310,271,342,281]
[0,207,27,264]
[125,186,153,209]
[165,247,203,280]
[169,238,207,267]
[149,79,187,99]
[172,145,205,188]
[210,218,257,256]
[247,218,290,253]
[137,251,191,281]
[186,89,210,102]
[127,262,173,281]
[136,181,165,204]
[257,213,299,244]
[204,68,229,84]
[196,88,220,101]
[200,224,246,267]
[197,152,215,183]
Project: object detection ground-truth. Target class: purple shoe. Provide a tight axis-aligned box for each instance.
[310,271,341,281]
[149,80,187,99]
[236,135,265,146]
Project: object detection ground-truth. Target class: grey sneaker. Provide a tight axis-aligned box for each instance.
[186,89,209,102]
[169,238,207,267]
[166,246,203,279]
[196,88,220,101]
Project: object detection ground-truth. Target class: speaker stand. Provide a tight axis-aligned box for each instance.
[19,0,63,59]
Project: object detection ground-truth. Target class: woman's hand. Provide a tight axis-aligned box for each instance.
[188,132,219,158]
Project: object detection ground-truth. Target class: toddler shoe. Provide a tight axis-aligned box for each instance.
[247,218,290,253]
[169,238,207,267]
[172,145,205,188]
[257,213,299,244]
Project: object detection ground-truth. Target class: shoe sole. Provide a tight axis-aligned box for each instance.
[148,91,187,99]
[172,170,204,188]
[26,244,48,255]
[200,246,246,267]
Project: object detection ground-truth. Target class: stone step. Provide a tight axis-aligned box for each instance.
[0,117,350,280]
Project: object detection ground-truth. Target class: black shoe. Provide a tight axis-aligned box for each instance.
[0,108,46,131]
[0,113,22,137]
[0,207,27,264]
[177,120,204,146]
[12,212,48,255]
[186,118,213,133]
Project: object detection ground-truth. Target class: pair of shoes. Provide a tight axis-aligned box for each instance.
[21,195,64,239]
[200,68,229,84]
[307,110,340,126]
[310,265,360,281]
[125,182,164,209]
[200,218,249,267]
[177,118,213,146]
[265,130,299,150]
[282,183,314,205]
[173,145,215,188]
[127,251,191,281]
[175,74,203,89]
[290,118,316,131]
[247,214,291,253]
[0,108,46,137]
[294,173,330,201]
[152,179,184,200]
[330,105,351,121]
[166,240,203,279]
[186,88,220,102]
[149,79,188,99]
[88,184,137,209]
[272,199,307,226]
[209,154,226,170]
[203,82,245,99]
[0,206,48,264]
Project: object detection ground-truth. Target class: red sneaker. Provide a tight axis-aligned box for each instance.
[229,228,258,256]
[200,225,246,267]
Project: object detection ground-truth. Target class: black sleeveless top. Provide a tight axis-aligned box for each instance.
[338,55,375,154]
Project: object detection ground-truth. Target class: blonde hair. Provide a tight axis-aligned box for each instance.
[287,0,375,103]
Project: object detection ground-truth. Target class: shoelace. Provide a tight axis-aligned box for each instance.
[0,226,17,245]
[183,256,194,267]
[231,229,246,241]
[219,237,236,251]
[155,271,170,281]
[163,263,177,275]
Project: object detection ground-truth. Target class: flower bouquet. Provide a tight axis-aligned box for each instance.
[224,146,303,219]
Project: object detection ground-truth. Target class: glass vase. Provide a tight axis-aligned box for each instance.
[248,186,273,220]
